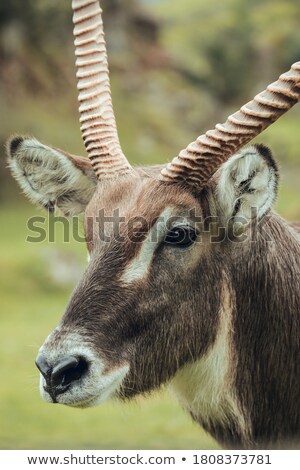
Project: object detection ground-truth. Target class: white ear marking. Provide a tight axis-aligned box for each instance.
[7,137,96,215]
[216,145,278,223]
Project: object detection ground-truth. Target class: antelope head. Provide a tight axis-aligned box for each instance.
[7,0,300,421]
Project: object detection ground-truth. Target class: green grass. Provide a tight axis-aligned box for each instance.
[0,204,219,450]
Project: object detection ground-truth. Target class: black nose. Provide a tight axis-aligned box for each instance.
[35,354,88,399]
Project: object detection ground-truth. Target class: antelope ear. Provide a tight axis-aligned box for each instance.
[7,136,97,216]
[215,144,279,224]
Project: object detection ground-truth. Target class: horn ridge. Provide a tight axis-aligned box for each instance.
[160,61,300,187]
[72,0,132,179]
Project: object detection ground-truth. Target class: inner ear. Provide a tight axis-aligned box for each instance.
[215,144,279,225]
[7,136,97,216]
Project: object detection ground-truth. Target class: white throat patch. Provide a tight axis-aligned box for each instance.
[169,276,250,440]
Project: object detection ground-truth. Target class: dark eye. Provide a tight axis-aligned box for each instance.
[164,226,197,248]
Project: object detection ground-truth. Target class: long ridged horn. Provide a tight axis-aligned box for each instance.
[160,62,300,187]
[72,0,132,178]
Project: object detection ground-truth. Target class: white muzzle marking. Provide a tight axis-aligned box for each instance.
[38,330,129,408]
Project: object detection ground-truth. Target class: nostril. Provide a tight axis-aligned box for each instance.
[51,356,89,388]
[35,354,51,380]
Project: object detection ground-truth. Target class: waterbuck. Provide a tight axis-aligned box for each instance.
[6,0,300,449]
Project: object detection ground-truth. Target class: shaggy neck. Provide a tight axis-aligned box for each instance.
[171,213,300,449]
[170,274,250,448]
[230,213,300,448]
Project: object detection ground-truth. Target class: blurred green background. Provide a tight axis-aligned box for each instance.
[0,0,299,450]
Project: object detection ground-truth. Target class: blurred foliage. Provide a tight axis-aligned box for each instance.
[0,0,299,207]
[0,0,299,450]
[156,0,300,102]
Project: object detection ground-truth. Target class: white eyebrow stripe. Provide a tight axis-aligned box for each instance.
[120,207,173,284]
